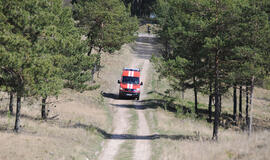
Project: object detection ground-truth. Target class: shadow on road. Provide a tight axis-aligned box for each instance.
[136,36,159,45]
[102,91,178,111]
[73,123,208,141]
[101,91,137,100]
[109,98,178,112]
[110,103,148,110]
[132,35,160,60]
[100,91,119,100]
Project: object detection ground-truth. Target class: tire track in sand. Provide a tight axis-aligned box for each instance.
[98,98,132,160]
[133,59,152,160]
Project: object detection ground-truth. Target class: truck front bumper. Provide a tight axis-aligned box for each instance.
[119,90,140,98]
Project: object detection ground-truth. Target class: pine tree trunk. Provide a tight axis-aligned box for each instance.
[87,47,93,56]
[248,76,254,136]
[14,95,21,132]
[97,54,101,78]
[208,82,212,121]
[208,56,213,122]
[193,76,198,114]
[91,67,95,81]
[181,84,185,99]
[212,50,220,141]
[246,85,249,129]
[194,87,198,114]
[239,85,242,118]
[233,84,237,121]
[165,41,169,58]
[41,97,47,119]
[219,95,222,113]
[139,0,142,16]
[9,92,14,115]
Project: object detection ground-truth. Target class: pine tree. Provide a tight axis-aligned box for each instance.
[230,0,270,135]
[154,0,270,140]
[122,0,156,17]
[154,0,210,114]
[73,0,138,54]
[0,0,97,129]
[72,0,138,79]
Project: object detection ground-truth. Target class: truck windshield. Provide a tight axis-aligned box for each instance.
[122,76,139,84]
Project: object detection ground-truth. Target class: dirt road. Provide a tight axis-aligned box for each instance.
[98,33,157,160]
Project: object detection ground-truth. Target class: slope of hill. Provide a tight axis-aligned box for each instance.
[0,43,135,160]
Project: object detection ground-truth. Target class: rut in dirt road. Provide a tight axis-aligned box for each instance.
[133,60,152,160]
[98,33,158,160]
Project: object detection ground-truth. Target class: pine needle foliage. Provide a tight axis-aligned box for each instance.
[73,0,139,54]
[0,0,97,130]
[154,0,270,140]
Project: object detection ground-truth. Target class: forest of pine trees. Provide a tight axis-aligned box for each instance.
[153,0,270,140]
[0,0,138,132]
[1,0,270,141]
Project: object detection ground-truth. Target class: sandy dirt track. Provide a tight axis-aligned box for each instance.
[98,33,157,160]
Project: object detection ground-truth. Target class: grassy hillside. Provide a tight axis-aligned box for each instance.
[144,63,270,160]
[0,43,135,160]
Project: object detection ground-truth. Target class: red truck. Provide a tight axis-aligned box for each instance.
[118,68,143,100]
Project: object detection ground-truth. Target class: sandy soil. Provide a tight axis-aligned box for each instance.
[98,99,132,160]
[133,47,152,160]
[98,33,157,160]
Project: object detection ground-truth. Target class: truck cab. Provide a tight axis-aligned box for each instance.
[118,68,143,100]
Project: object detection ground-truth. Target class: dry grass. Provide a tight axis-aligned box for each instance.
[114,109,138,160]
[145,60,270,160]
[0,89,106,160]
[182,87,270,116]
[148,109,270,160]
[0,43,135,160]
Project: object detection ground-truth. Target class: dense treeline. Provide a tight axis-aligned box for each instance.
[122,0,156,17]
[0,0,138,132]
[153,0,270,140]
[72,0,138,77]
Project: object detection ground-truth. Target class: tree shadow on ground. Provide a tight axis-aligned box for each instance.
[110,103,148,110]
[196,108,270,131]
[132,36,160,60]
[255,97,270,102]
[107,98,179,111]
[72,123,209,141]
[100,91,119,100]
[0,109,60,133]
[101,91,138,101]
[146,90,270,131]
[136,36,159,45]
[0,126,8,132]
[0,109,41,121]
[0,112,210,141]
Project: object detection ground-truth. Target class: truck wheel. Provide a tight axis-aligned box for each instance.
[136,95,140,100]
